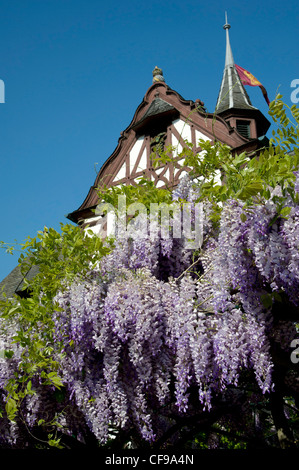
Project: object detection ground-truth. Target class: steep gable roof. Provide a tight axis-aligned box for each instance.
[67,74,259,225]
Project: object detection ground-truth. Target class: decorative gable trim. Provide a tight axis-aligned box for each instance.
[67,80,266,225]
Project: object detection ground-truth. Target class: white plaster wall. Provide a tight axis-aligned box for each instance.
[114,162,126,182]
[195,129,210,145]
[130,136,145,172]
[173,119,192,143]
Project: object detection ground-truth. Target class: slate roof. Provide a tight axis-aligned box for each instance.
[215,65,256,114]
[132,96,179,134]
[0,264,39,300]
[215,19,256,114]
[140,97,175,120]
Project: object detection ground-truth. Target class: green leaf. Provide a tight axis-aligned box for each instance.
[273,292,282,303]
[261,294,273,309]
[280,206,291,218]
[47,372,63,389]
[236,182,263,200]
[48,438,64,449]
[6,398,17,422]
[4,350,14,359]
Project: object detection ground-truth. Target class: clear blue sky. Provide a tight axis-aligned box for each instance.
[0,0,298,282]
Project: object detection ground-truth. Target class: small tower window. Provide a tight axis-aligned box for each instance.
[236,120,251,138]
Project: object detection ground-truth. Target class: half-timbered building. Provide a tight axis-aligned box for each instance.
[66,19,270,237]
[0,18,271,297]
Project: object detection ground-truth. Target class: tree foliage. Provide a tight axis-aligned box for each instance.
[0,97,299,449]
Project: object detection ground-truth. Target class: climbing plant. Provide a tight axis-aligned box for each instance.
[0,96,299,449]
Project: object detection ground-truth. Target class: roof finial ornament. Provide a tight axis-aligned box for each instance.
[223,11,234,67]
[223,11,230,30]
[152,66,165,83]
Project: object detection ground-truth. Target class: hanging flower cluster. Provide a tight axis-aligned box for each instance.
[1,169,299,448]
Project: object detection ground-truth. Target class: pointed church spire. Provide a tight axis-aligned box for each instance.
[224,12,234,67]
[215,13,255,114]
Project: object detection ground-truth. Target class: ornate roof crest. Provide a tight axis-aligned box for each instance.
[152,66,165,83]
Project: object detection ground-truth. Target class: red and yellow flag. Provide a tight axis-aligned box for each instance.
[235,64,270,106]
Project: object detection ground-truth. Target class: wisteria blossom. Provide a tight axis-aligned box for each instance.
[0,169,299,448]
